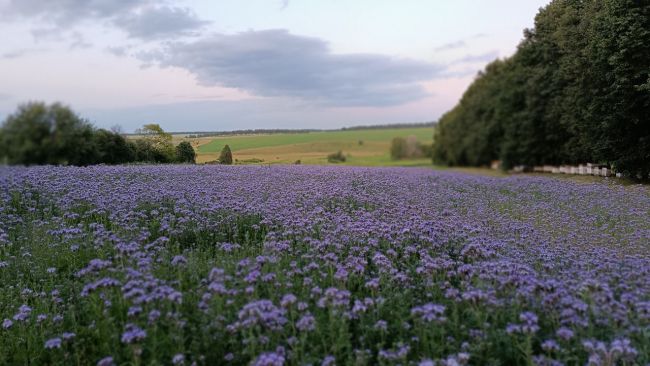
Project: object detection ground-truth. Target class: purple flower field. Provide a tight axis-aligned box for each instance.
[0,165,648,365]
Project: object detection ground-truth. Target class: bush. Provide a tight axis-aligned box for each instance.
[218,145,233,165]
[327,151,346,163]
[175,141,196,163]
[390,137,407,160]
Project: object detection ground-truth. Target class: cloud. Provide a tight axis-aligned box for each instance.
[434,40,466,52]
[152,30,441,107]
[454,50,500,64]
[1,0,208,41]
[0,92,11,101]
[279,0,290,11]
[434,34,489,52]
[0,0,149,25]
[113,6,209,40]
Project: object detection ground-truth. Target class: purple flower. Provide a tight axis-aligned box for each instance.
[45,337,62,349]
[172,353,185,365]
[252,351,285,366]
[96,356,114,366]
[2,319,13,329]
[296,313,316,332]
[171,255,187,266]
[121,323,146,344]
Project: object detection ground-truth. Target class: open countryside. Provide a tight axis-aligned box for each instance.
[0,1,648,365]
[186,127,433,165]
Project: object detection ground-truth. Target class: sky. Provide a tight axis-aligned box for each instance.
[0,0,551,132]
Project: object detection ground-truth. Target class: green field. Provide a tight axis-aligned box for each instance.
[193,127,434,165]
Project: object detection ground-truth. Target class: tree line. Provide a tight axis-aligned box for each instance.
[432,0,649,179]
[0,102,196,166]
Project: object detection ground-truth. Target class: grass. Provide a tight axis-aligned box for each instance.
[189,128,433,165]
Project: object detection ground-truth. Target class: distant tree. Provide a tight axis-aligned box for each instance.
[218,145,233,165]
[136,123,174,162]
[175,141,196,163]
[0,102,99,165]
[390,137,407,160]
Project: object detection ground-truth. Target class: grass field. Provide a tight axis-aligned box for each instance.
[188,127,433,165]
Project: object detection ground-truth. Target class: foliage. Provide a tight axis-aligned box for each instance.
[218,144,233,165]
[175,141,196,164]
[391,135,430,160]
[0,165,647,365]
[432,0,650,179]
[327,150,346,163]
[94,129,136,164]
[136,124,175,163]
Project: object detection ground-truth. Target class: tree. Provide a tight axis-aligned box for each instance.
[0,102,99,165]
[175,141,196,163]
[94,129,135,164]
[218,145,233,165]
[136,123,174,163]
[431,0,650,179]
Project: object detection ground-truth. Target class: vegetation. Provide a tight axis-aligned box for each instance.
[0,103,196,166]
[195,127,433,165]
[218,145,233,165]
[327,150,346,163]
[1,166,647,365]
[432,0,650,179]
[175,141,197,163]
[390,136,432,160]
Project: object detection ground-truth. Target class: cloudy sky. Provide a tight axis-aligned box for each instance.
[0,0,550,132]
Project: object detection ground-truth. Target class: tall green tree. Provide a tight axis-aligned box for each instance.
[218,145,233,165]
[175,141,196,163]
[432,0,650,179]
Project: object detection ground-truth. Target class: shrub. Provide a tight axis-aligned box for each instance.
[175,141,196,163]
[219,145,233,165]
[390,137,407,160]
[327,151,346,163]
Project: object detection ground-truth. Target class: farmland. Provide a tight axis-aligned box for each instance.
[182,127,433,165]
[1,165,648,365]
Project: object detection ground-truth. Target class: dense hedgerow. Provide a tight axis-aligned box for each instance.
[0,165,648,365]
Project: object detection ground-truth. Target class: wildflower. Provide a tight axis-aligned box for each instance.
[45,337,62,349]
[3,319,13,329]
[121,323,146,344]
[296,313,316,332]
[96,356,114,366]
[252,351,285,366]
[171,255,187,266]
[172,353,185,365]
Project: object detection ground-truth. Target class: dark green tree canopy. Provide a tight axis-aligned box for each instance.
[433,0,650,179]
[0,102,98,166]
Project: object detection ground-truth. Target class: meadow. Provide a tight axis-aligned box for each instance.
[0,165,648,365]
[184,127,433,165]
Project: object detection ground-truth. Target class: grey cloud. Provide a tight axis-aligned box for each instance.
[154,30,441,107]
[1,0,149,25]
[113,6,209,40]
[1,0,208,41]
[434,34,489,53]
[434,40,466,52]
[454,50,499,64]
[0,93,11,101]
